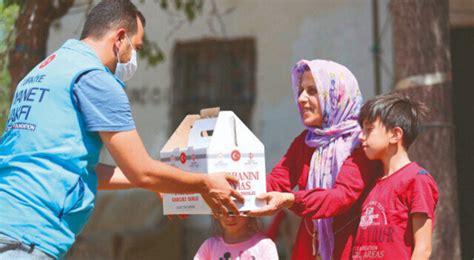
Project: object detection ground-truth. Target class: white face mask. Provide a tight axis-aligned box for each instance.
[115,35,138,82]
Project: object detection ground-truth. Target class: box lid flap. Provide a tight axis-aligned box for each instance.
[160,114,200,153]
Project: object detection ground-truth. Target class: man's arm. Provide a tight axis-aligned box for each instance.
[96,163,135,190]
[411,213,432,260]
[71,70,243,213]
[98,129,244,214]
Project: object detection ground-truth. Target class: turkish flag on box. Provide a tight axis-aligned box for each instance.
[160,108,266,215]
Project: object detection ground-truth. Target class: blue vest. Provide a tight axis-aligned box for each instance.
[0,39,124,258]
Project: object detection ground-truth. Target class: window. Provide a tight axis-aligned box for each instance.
[171,38,256,132]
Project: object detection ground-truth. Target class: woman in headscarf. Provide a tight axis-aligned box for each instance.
[249,59,380,259]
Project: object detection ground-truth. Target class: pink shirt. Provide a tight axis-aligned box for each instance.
[194,233,278,260]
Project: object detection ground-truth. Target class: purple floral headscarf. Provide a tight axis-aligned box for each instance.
[292,59,363,260]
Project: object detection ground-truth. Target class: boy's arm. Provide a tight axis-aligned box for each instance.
[411,213,432,260]
[408,170,438,260]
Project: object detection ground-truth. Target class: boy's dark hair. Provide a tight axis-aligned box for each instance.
[80,0,146,40]
[358,93,428,149]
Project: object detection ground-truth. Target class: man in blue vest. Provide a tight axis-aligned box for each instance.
[0,1,243,259]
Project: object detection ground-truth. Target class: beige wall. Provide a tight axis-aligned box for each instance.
[48,0,394,168]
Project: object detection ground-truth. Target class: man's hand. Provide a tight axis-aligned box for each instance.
[247,192,295,217]
[200,172,244,217]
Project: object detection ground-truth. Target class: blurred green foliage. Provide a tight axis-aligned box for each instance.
[0,2,19,134]
[138,0,204,65]
[149,0,203,22]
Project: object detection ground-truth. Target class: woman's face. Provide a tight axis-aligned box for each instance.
[298,70,323,127]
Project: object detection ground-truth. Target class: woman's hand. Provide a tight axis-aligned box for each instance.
[247,192,295,217]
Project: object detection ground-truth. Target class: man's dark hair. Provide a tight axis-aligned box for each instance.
[80,0,146,40]
[358,93,428,149]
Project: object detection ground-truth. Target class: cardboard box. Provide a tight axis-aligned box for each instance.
[160,108,266,215]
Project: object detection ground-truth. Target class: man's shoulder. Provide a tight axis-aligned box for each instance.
[76,69,122,90]
[61,39,102,63]
[79,69,114,81]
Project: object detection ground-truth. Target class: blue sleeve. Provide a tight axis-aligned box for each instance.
[72,70,135,132]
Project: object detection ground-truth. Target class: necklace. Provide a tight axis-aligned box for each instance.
[304,218,318,256]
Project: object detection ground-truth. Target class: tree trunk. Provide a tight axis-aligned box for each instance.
[7,0,74,99]
[391,0,461,259]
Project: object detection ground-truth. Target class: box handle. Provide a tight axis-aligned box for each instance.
[200,130,214,137]
[231,116,238,147]
[200,107,220,118]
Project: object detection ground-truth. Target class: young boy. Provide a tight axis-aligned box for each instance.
[352,93,439,259]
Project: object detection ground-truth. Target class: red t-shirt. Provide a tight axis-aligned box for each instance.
[267,130,381,259]
[351,162,439,259]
